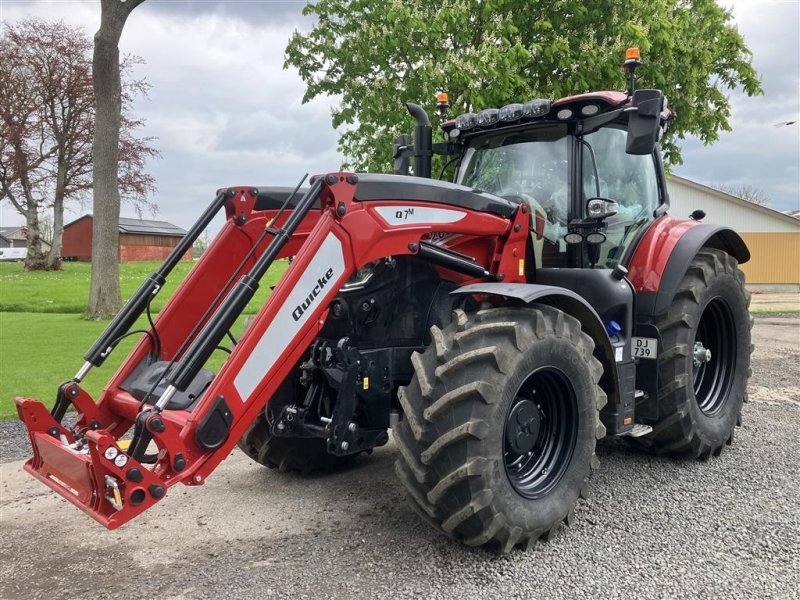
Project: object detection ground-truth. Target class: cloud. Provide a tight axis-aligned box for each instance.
[138,0,308,26]
[0,0,345,233]
[1,0,797,234]
[679,0,800,213]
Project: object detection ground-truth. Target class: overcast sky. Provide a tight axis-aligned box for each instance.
[1,0,797,235]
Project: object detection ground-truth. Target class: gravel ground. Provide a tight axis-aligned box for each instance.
[1,317,798,599]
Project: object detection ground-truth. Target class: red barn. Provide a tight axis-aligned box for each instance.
[62,215,191,262]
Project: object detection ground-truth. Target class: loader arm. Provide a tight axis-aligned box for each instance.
[16,173,530,528]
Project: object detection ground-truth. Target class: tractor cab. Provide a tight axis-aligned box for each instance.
[398,93,669,274]
[394,48,669,274]
[451,89,669,272]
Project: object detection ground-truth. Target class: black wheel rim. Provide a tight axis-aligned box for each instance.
[693,297,737,415]
[503,367,578,500]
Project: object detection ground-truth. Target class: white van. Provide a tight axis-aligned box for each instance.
[0,247,27,261]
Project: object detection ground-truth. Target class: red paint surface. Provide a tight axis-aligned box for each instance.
[119,245,192,262]
[553,90,629,107]
[61,215,93,260]
[626,214,699,292]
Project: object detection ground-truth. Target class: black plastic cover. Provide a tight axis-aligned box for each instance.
[196,395,233,450]
[123,360,214,412]
[254,187,311,211]
[254,175,519,218]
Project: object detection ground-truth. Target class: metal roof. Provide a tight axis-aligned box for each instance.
[63,215,188,237]
[0,226,25,238]
[117,217,187,237]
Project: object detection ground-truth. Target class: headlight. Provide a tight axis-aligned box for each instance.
[523,99,551,117]
[499,103,524,121]
[455,112,477,130]
[477,108,500,126]
[585,231,607,244]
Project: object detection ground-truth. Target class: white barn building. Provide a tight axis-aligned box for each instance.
[667,175,800,291]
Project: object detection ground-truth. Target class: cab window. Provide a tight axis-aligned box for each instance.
[581,127,660,268]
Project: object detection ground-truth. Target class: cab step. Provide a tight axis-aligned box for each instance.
[619,423,653,438]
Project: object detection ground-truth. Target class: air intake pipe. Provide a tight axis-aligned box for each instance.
[406,102,432,179]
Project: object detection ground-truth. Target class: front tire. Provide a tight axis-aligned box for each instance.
[642,248,752,458]
[394,305,606,553]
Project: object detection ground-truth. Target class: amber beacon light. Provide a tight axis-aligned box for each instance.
[624,47,642,94]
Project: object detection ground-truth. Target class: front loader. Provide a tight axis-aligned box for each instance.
[16,49,752,552]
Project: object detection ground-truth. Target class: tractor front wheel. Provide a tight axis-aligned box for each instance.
[642,248,752,458]
[394,305,606,553]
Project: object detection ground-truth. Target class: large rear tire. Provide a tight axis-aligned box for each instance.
[641,248,752,458]
[394,305,606,553]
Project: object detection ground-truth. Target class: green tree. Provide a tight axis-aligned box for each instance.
[286,0,762,173]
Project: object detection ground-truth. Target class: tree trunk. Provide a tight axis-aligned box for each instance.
[86,0,145,318]
[23,209,46,271]
[45,195,64,270]
[45,162,67,270]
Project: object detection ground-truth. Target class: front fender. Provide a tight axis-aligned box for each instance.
[451,282,620,411]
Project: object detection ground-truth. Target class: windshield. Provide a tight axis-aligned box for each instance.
[456,125,570,249]
[456,122,661,270]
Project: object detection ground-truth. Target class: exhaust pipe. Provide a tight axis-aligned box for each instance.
[405,102,432,179]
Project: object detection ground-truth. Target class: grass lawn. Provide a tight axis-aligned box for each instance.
[0,259,288,314]
[0,259,289,419]
[0,312,250,420]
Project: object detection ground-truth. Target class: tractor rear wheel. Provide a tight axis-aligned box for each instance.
[394,305,606,553]
[641,248,752,458]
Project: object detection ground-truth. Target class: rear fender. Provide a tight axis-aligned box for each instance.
[628,216,749,318]
[451,283,620,414]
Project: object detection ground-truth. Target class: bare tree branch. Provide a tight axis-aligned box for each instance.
[1,18,158,271]
[711,183,770,206]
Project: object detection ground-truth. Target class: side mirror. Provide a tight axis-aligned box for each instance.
[586,197,619,220]
[393,133,412,175]
[626,89,664,155]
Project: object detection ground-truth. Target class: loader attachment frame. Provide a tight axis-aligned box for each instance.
[16,172,530,528]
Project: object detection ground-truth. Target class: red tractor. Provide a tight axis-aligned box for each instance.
[16,50,751,552]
